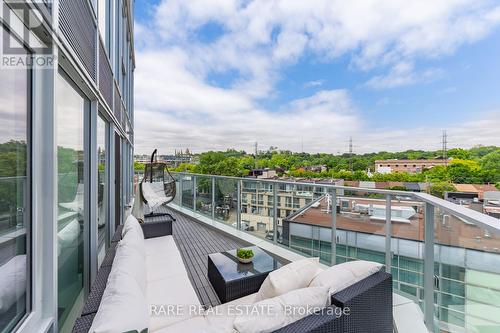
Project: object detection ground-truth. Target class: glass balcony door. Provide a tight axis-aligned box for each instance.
[96,115,109,267]
[56,71,89,332]
[0,26,31,333]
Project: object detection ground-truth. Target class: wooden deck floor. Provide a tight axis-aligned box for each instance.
[145,206,250,308]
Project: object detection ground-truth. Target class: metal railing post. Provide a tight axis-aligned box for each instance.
[211,177,216,221]
[273,184,278,244]
[385,194,392,272]
[330,188,337,266]
[193,175,197,212]
[424,202,435,332]
[179,176,183,209]
[237,180,241,230]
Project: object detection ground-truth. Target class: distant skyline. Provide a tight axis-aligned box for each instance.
[134,0,500,155]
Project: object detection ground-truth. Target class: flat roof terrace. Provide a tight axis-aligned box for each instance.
[287,196,500,253]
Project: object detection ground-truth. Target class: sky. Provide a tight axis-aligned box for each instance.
[133,0,500,155]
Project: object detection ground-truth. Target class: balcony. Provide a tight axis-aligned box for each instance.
[162,172,500,333]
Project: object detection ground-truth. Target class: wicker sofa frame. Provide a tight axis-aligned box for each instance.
[72,220,392,333]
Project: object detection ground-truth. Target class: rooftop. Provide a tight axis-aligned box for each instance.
[286,195,500,253]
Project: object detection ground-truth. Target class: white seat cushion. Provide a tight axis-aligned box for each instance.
[154,294,259,333]
[152,315,235,333]
[147,275,201,331]
[234,286,330,333]
[144,236,186,282]
[144,235,178,258]
[142,182,170,210]
[254,257,321,302]
[309,265,356,297]
[90,269,149,333]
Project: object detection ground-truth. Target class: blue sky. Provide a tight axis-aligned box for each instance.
[134,0,500,154]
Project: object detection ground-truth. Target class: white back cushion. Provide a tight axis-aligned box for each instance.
[120,221,146,258]
[234,286,329,333]
[57,219,79,256]
[0,255,26,313]
[113,234,147,294]
[122,214,145,240]
[89,271,149,333]
[309,265,356,296]
[254,257,320,302]
[337,260,383,282]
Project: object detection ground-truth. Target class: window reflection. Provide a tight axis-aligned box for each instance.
[0,27,29,332]
[56,72,88,332]
[97,116,108,266]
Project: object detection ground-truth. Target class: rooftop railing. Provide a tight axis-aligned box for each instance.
[166,172,500,333]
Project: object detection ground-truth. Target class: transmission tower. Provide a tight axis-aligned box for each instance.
[442,130,448,166]
[254,142,258,169]
[349,137,353,172]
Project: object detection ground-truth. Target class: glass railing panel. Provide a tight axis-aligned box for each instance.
[240,180,275,240]
[333,189,387,268]
[390,195,425,306]
[194,175,212,219]
[279,183,333,264]
[275,183,331,263]
[433,209,500,333]
[214,177,238,228]
[171,173,182,206]
[181,175,194,210]
[0,176,27,236]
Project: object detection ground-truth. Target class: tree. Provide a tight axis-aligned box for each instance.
[447,159,481,183]
[430,182,456,198]
[447,148,471,160]
[134,161,145,171]
[173,163,195,172]
[480,150,500,182]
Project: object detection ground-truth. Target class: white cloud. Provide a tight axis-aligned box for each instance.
[365,62,444,89]
[133,0,500,154]
[304,80,325,88]
[355,111,500,153]
[134,49,361,153]
[141,0,500,96]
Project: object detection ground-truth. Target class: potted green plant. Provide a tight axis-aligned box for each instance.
[236,248,254,264]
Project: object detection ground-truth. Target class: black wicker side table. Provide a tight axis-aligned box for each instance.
[208,246,284,303]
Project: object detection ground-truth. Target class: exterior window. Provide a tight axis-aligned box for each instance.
[293,197,300,208]
[97,116,108,266]
[0,28,30,332]
[98,0,111,54]
[56,71,89,331]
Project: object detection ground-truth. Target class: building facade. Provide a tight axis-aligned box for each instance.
[282,195,500,332]
[375,159,449,174]
[0,0,134,332]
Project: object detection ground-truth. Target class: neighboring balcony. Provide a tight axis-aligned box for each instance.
[162,172,500,333]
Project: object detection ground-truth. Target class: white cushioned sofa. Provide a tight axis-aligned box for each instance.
[73,215,393,333]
